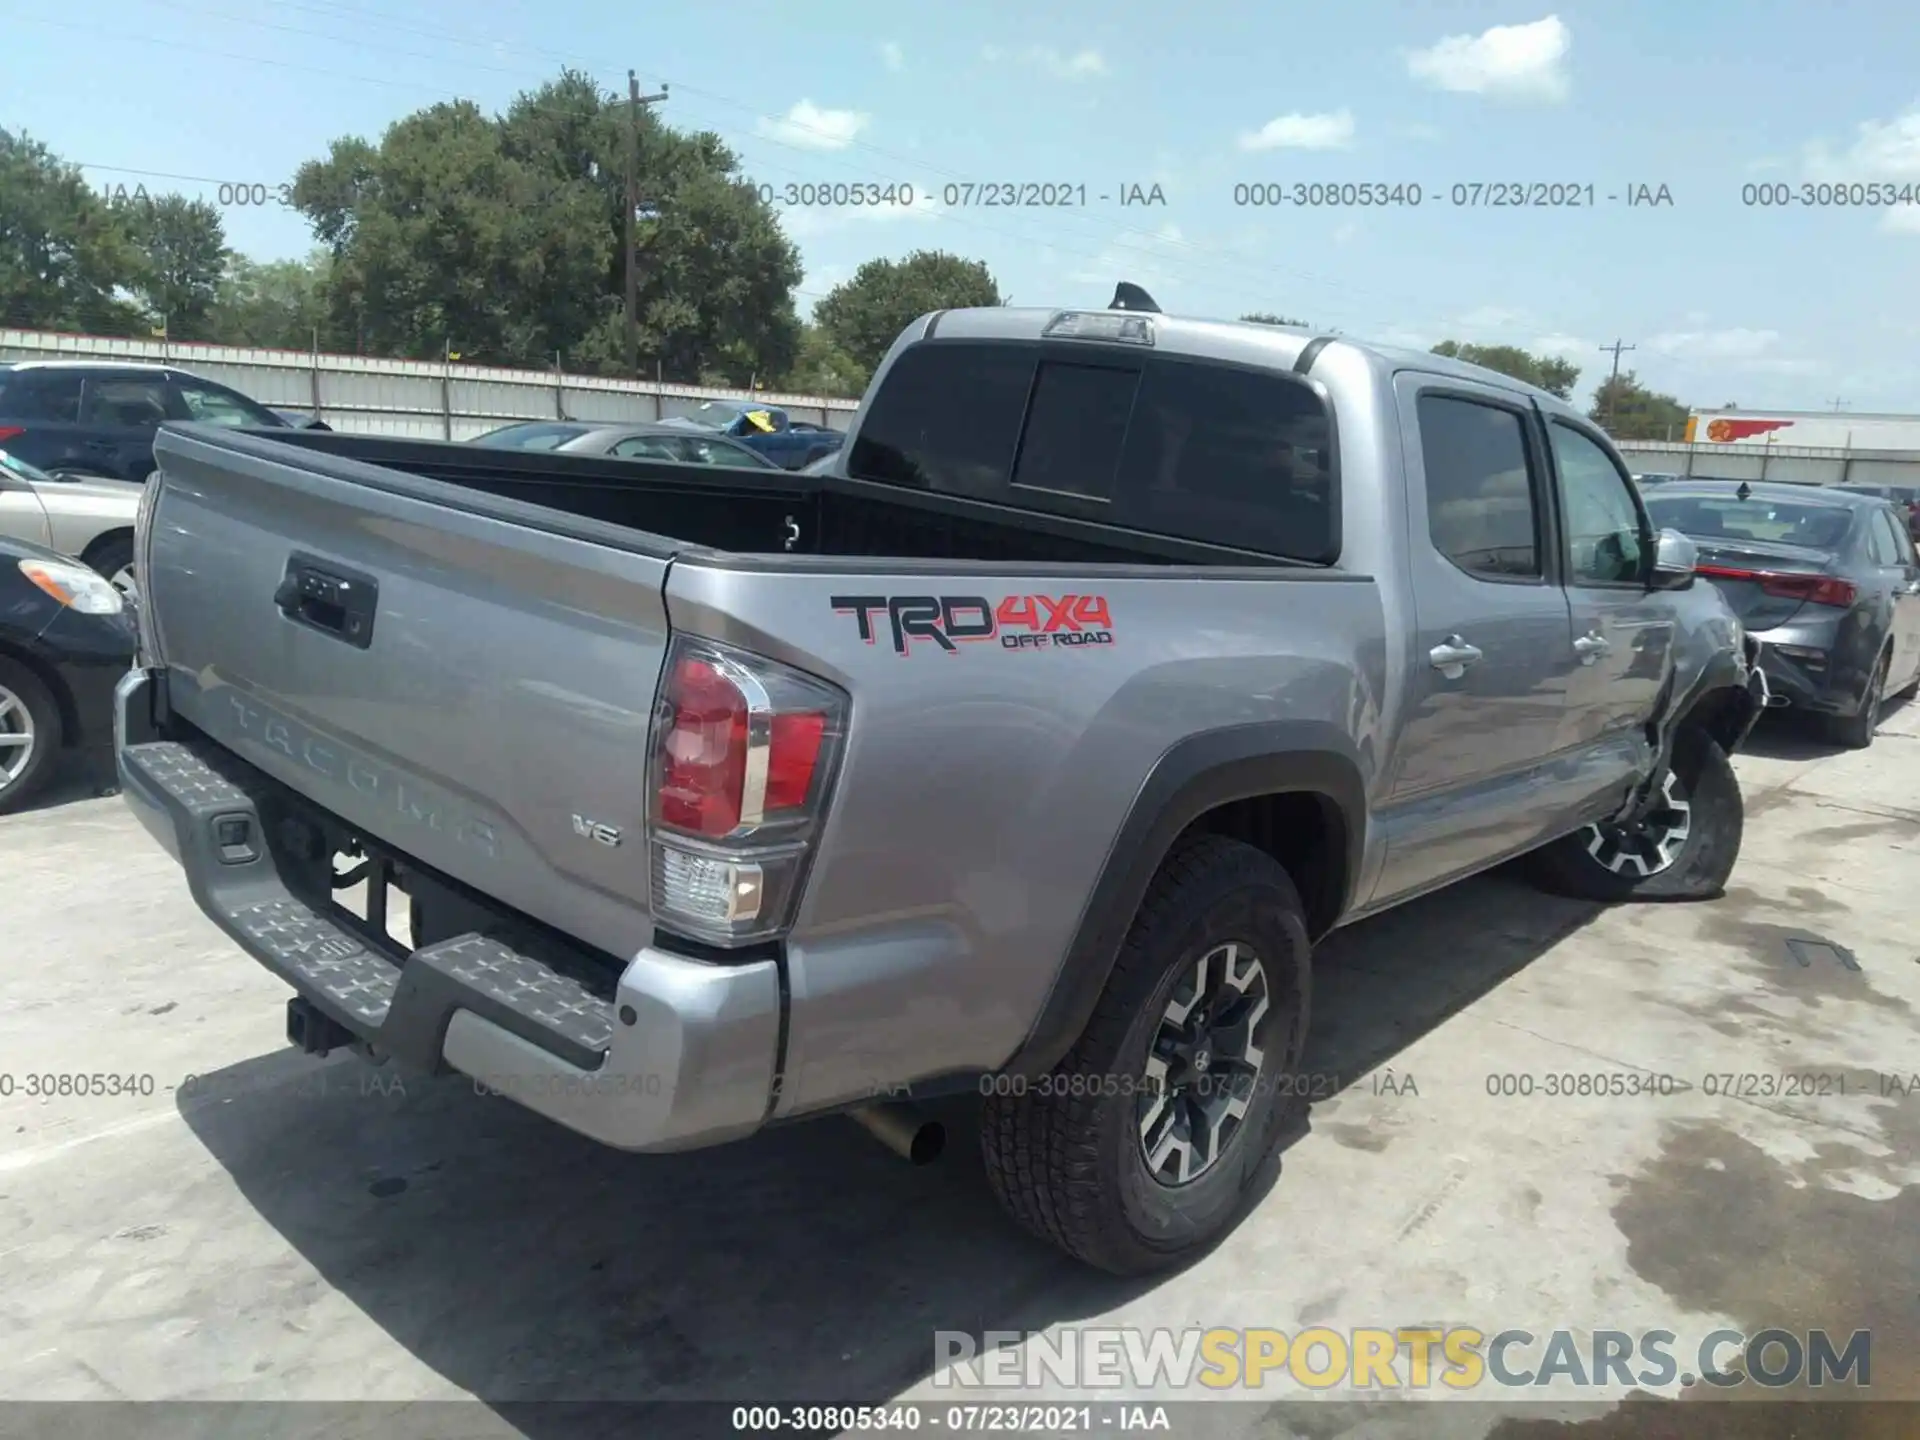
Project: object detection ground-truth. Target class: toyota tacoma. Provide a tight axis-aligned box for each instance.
[115,287,1765,1273]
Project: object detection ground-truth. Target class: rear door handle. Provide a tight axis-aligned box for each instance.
[1429,636,1483,679]
[1574,631,1612,664]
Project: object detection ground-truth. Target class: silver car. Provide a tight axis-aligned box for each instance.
[467,420,781,469]
[0,447,142,598]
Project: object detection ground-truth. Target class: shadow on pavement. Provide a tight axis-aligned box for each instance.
[1735,694,1914,762]
[177,869,1605,1438]
[4,746,118,817]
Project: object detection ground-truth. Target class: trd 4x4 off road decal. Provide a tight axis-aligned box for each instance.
[830,594,1116,655]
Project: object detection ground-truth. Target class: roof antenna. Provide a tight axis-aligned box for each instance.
[1110,282,1161,314]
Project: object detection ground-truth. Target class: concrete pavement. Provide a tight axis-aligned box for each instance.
[1,705,1915,1438]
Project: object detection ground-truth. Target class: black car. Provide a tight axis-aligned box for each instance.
[0,531,138,812]
[1643,481,1920,748]
[0,361,294,484]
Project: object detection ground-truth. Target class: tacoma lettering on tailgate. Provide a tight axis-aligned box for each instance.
[830,594,1115,656]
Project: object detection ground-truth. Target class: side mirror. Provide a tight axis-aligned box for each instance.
[1648,527,1697,591]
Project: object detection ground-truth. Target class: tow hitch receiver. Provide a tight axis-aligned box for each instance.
[286,996,356,1057]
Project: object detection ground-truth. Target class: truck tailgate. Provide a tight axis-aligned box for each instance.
[143,425,675,962]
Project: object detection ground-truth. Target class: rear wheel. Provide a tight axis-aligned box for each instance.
[1825,648,1889,750]
[980,835,1313,1274]
[0,659,63,815]
[1527,727,1742,902]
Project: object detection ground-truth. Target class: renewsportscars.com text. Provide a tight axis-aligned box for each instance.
[934,1326,1871,1392]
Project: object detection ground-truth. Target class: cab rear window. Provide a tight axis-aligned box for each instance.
[848,340,1338,563]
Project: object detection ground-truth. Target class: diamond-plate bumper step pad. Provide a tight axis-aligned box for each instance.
[121,739,615,1074]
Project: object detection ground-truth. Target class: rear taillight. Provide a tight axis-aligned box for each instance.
[0,426,24,445]
[1696,565,1856,609]
[647,636,847,945]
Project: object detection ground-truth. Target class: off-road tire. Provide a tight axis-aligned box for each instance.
[0,657,63,816]
[980,835,1313,1275]
[1526,727,1743,902]
[1826,649,1890,749]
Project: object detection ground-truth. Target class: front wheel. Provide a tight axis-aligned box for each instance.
[0,658,63,816]
[980,835,1313,1274]
[1526,728,1743,902]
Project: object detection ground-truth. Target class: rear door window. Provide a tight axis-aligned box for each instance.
[1116,358,1335,561]
[847,340,1338,561]
[0,371,85,421]
[80,376,170,427]
[1869,510,1904,565]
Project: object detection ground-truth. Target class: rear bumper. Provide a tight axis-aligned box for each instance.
[114,668,781,1153]
[1749,626,1868,714]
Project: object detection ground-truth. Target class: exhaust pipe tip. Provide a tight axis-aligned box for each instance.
[849,1102,946,1166]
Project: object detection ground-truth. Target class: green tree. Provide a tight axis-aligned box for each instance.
[286,70,803,382]
[0,129,146,334]
[1430,339,1580,400]
[816,251,1002,375]
[782,322,867,398]
[1589,371,1690,441]
[207,251,333,350]
[126,195,228,340]
[1241,312,1310,327]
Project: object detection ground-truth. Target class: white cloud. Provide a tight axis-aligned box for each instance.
[756,100,868,151]
[1406,16,1571,102]
[1399,123,1444,142]
[1067,221,1186,292]
[1883,204,1920,234]
[1532,333,1591,358]
[1332,221,1358,243]
[1804,106,1920,179]
[986,45,1108,79]
[1646,328,1782,361]
[1453,304,1529,332]
[1238,110,1355,152]
[1374,325,1437,350]
[879,40,904,72]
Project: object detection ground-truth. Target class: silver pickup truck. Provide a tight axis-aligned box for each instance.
[116,291,1765,1274]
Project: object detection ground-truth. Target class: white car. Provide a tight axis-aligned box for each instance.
[0,448,142,599]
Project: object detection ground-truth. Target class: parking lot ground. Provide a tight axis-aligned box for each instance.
[1,704,1917,1439]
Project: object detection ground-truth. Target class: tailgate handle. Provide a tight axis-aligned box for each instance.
[274,553,378,650]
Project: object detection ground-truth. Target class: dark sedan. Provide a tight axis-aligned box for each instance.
[1644,482,1920,748]
[467,420,782,469]
[0,531,138,812]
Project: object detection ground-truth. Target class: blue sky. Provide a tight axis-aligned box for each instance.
[12,0,1920,411]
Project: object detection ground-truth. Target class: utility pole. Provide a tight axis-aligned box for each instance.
[1599,339,1636,430]
[1828,396,1850,412]
[625,72,670,378]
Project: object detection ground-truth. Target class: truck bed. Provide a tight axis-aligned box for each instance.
[256,429,1298,569]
